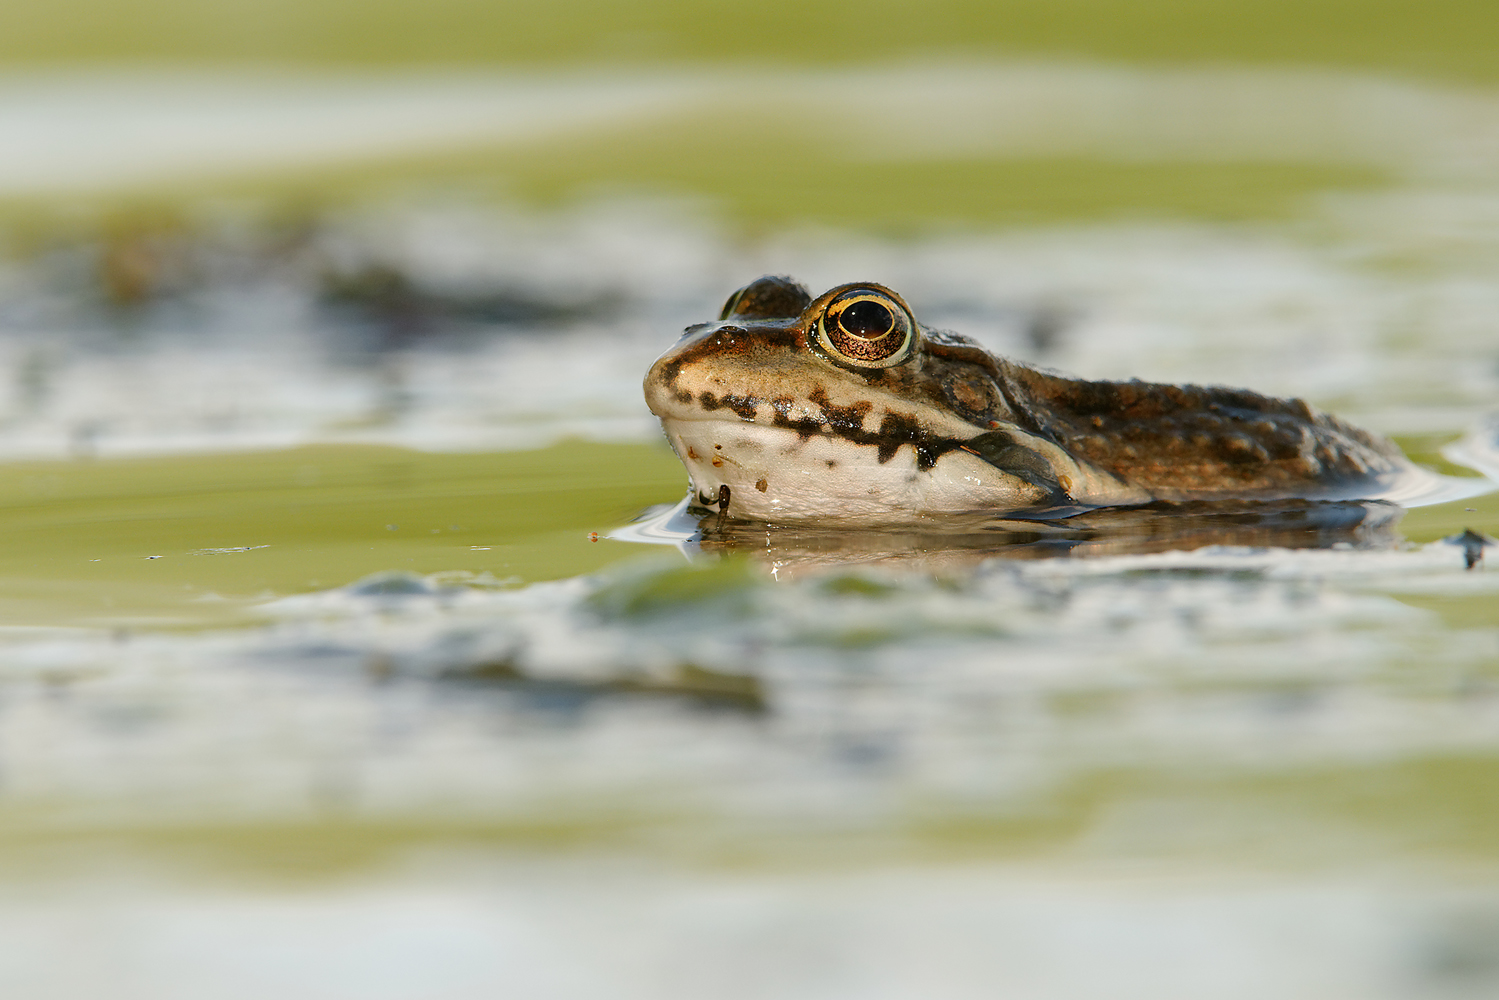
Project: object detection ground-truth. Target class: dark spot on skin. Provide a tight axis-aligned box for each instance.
[714,444,722,450]
[712,457,723,467]
[825,460,837,468]
[755,478,768,492]
[767,389,880,445]
[941,376,999,423]
[686,447,699,460]
[875,412,920,464]
[874,411,963,469]
[769,396,825,441]
[807,388,872,433]
[699,391,760,421]
[718,484,731,513]
[1218,434,1269,465]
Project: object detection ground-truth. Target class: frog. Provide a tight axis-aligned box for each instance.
[643,275,1415,525]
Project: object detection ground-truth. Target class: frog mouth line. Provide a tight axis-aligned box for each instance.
[662,409,967,470]
[662,410,1082,509]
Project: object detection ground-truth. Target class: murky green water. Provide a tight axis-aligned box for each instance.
[0,442,682,627]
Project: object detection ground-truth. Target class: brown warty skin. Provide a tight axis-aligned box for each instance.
[644,275,1413,526]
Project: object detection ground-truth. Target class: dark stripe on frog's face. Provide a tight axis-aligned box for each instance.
[696,391,760,421]
[690,379,989,474]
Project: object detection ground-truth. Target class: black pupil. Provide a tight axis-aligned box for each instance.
[837,299,893,338]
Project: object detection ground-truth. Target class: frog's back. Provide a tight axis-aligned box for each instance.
[997,360,1410,502]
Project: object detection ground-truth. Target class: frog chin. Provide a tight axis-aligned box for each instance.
[658,417,1047,524]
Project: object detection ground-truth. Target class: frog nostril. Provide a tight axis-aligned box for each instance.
[837,300,893,339]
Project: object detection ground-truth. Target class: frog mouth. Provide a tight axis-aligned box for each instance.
[659,412,939,491]
[660,411,1089,514]
[659,406,939,472]
[656,413,1076,524]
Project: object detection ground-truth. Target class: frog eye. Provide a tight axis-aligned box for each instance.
[816,288,915,368]
[720,275,812,320]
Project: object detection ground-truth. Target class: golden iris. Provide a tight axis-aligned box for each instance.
[817,288,913,367]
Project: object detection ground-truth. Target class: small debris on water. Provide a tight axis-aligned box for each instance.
[145,555,162,560]
[386,524,398,531]
[1447,528,1495,570]
[588,532,599,542]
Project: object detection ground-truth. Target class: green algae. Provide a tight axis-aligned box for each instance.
[585,554,762,620]
[0,440,686,627]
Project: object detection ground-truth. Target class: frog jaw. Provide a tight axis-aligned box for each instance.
[659,416,1054,524]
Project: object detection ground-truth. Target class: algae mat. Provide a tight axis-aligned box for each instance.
[0,441,686,627]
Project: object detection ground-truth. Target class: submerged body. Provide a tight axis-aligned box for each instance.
[643,276,1414,525]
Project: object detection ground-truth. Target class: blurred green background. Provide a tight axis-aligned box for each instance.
[5,0,1496,233]
[6,0,1498,82]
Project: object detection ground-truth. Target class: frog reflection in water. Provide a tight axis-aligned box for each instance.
[644,276,1415,526]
